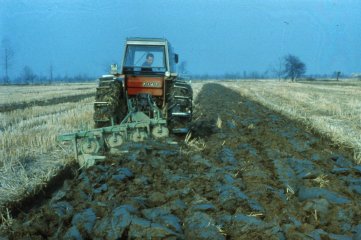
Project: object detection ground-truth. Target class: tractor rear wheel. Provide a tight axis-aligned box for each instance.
[166,80,193,133]
[93,77,127,128]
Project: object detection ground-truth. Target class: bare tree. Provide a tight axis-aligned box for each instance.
[1,38,15,84]
[283,54,306,82]
[22,66,37,84]
[333,71,341,81]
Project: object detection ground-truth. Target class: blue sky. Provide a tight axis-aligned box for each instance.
[1,0,360,78]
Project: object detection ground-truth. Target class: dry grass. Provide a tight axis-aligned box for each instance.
[184,131,206,153]
[218,79,361,163]
[216,116,222,129]
[0,83,94,106]
[0,208,13,231]
[0,98,94,164]
[313,174,330,188]
[0,83,96,210]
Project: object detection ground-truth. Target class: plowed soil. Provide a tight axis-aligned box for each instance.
[1,83,361,239]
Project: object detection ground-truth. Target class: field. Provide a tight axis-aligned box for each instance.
[1,80,361,238]
[221,80,361,162]
[0,83,96,209]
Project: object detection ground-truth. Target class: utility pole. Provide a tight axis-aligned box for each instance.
[1,38,14,84]
[49,64,53,84]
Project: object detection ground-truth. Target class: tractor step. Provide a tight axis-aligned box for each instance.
[174,85,189,90]
[171,112,191,117]
[172,128,189,134]
[174,95,191,100]
[94,102,109,105]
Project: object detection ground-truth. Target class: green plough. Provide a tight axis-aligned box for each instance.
[57,95,173,168]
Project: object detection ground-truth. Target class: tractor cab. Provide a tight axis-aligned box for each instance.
[121,38,178,77]
[118,38,179,106]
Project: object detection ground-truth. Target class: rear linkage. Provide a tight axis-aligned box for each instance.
[57,93,173,168]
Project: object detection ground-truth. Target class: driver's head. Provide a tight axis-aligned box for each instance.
[146,53,154,65]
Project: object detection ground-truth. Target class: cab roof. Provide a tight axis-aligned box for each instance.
[126,37,168,45]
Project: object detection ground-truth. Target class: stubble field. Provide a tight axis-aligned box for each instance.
[1,80,361,239]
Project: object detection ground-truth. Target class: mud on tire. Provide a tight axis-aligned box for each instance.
[93,77,127,128]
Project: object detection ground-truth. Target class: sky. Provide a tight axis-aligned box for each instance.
[1,0,361,78]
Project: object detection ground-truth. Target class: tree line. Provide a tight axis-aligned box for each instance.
[183,55,308,81]
[181,55,353,81]
[0,38,95,85]
[7,65,94,85]
[1,67,94,85]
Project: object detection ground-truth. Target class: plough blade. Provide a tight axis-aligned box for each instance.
[57,112,175,168]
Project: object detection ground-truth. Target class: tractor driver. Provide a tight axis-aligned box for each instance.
[142,53,154,71]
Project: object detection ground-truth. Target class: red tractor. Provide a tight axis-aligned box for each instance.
[59,38,192,164]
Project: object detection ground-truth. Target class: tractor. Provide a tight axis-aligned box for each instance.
[58,38,193,166]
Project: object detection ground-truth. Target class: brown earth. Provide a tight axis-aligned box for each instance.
[1,83,361,239]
